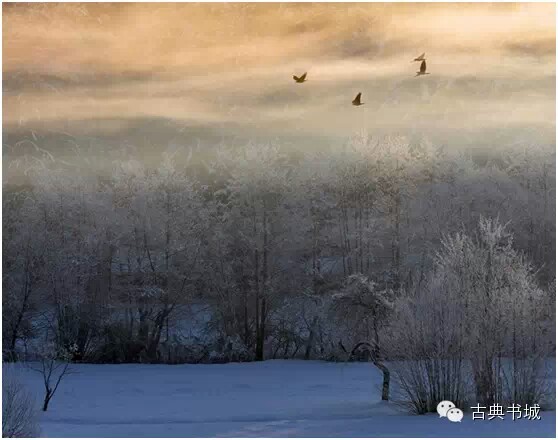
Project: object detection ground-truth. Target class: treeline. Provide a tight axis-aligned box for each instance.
[3,134,555,406]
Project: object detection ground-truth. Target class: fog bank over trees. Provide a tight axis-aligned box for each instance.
[3,133,555,408]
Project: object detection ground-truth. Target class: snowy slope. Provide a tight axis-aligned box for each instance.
[11,360,556,437]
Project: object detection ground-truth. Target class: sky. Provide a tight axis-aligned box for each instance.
[2,2,556,179]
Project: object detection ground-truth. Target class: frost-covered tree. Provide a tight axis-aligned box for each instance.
[211,142,295,360]
[3,190,44,361]
[107,152,206,362]
[29,167,108,361]
[331,274,394,400]
[437,217,547,405]
[2,134,554,367]
[2,366,40,437]
[391,217,549,412]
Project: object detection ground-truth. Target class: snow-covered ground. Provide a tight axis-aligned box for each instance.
[10,360,556,437]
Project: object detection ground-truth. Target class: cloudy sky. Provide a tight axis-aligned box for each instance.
[2,2,556,178]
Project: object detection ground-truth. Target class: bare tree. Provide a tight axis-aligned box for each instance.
[28,344,74,411]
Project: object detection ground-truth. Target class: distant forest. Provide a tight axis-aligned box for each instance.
[3,135,555,397]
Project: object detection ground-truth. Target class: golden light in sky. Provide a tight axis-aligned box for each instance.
[2,2,556,180]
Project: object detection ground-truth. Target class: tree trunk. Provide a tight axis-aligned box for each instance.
[42,391,52,412]
[254,247,262,360]
[256,203,269,361]
[305,316,318,360]
[350,341,390,401]
[376,361,390,401]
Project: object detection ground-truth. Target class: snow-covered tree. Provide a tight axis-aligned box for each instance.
[331,274,394,400]
[391,217,549,412]
[209,142,296,360]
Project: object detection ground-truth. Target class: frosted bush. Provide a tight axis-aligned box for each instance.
[2,366,40,437]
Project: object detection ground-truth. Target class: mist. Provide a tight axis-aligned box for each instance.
[3,3,556,183]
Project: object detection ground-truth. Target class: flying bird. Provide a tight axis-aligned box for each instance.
[293,72,307,83]
[352,92,364,106]
[412,53,426,62]
[415,60,429,76]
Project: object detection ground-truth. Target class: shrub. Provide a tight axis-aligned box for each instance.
[390,218,550,412]
[2,366,40,437]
